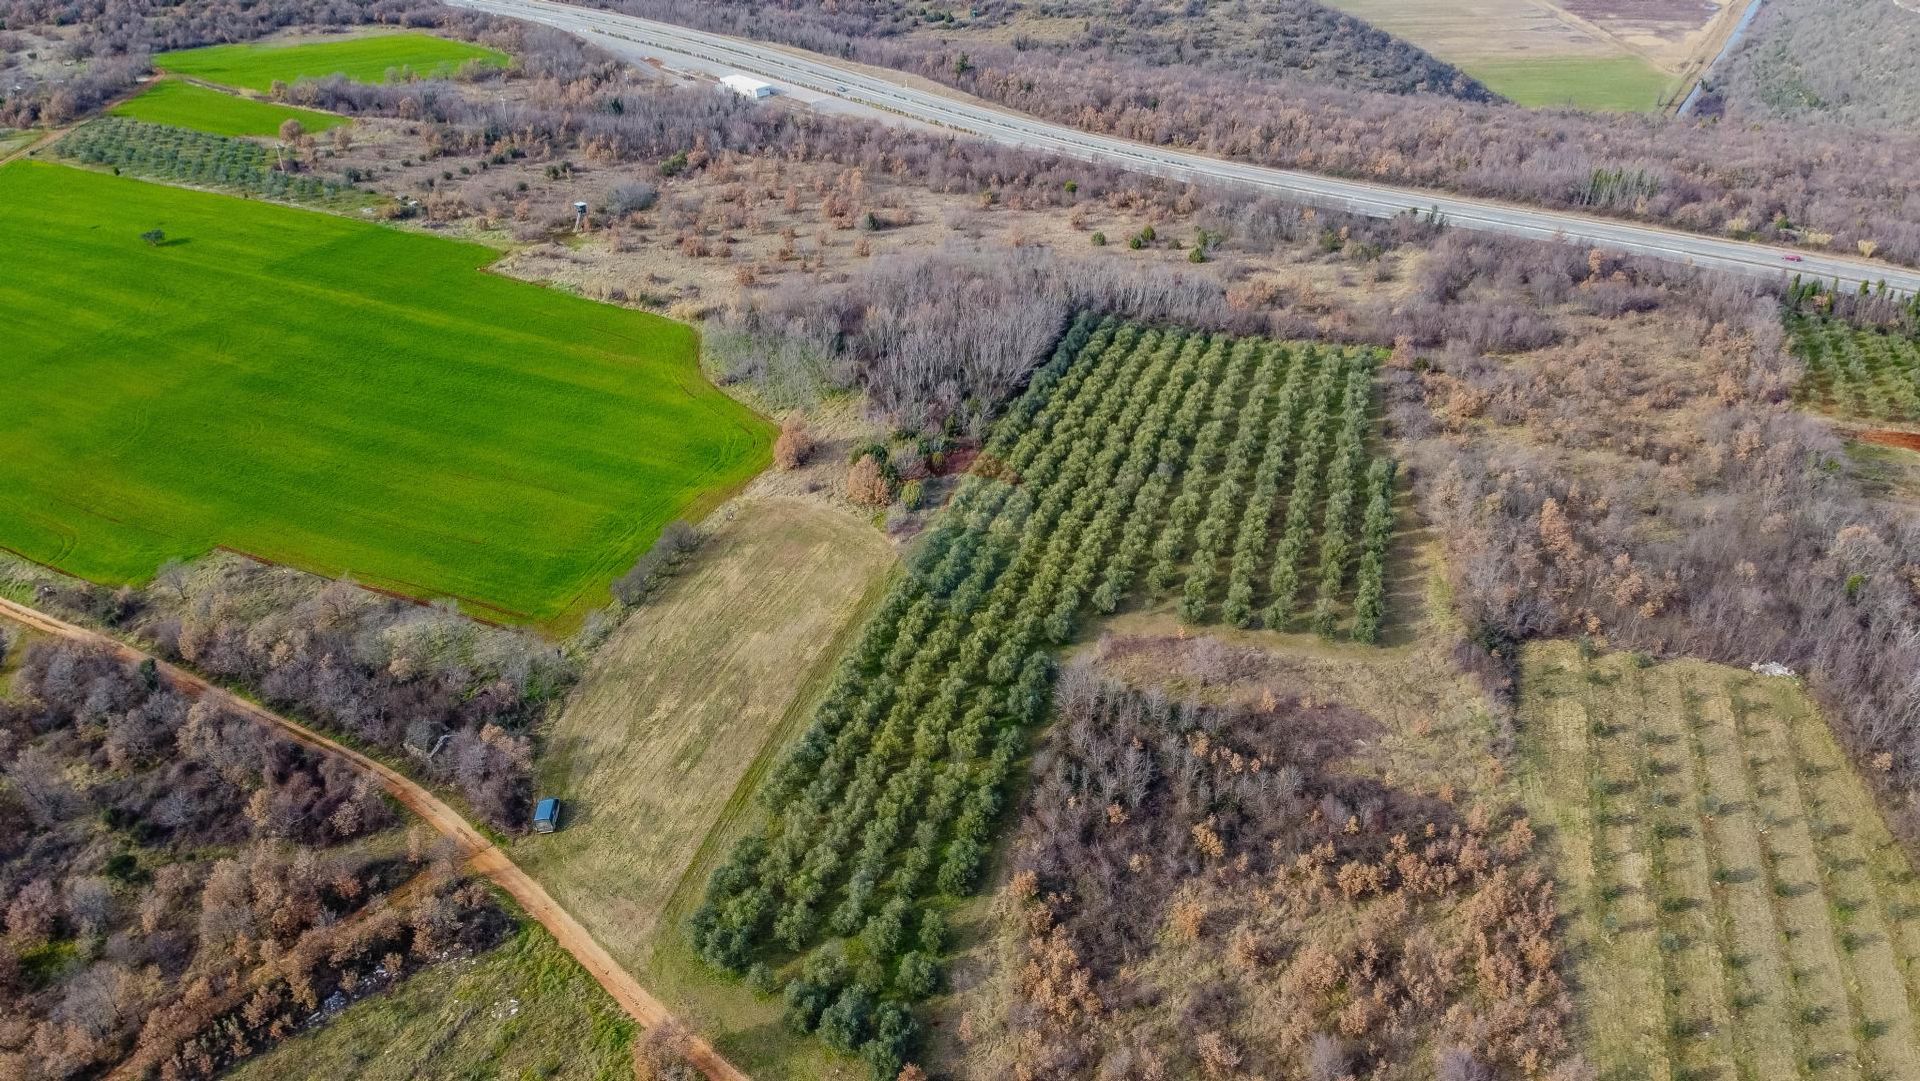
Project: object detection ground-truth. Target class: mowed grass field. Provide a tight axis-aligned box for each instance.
[111,79,348,137]
[1516,642,1920,1081]
[0,161,771,627]
[516,495,895,1078]
[1473,56,1678,112]
[225,922,634,1081]
[156,31,507,91]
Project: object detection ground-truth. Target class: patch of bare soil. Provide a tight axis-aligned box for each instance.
[1857,428,1920,452]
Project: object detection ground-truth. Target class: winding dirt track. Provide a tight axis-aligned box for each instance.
[0,595,749,1081]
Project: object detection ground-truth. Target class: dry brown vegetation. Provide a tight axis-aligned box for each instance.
[1712,0,1920,128]
[604,0,1920,264]
[948,638,1574,1081]
[0,636,505,1081]
[21,555,573,833]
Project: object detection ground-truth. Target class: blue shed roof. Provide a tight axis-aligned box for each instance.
[534,798,559,822]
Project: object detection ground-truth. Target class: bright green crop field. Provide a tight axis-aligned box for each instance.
[156,31,507,92]
[0,161,771,627]
[1470,56,1679,112]
[111,79,348,137]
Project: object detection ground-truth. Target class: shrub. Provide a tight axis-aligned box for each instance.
[847,455,893,506]
[773,412,814,470]
[607,180,660,215]
[612,520,702,605]
[895,951,940,997]
[634,1021,703,1081]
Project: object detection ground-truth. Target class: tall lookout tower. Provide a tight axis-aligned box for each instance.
[574,201,589,232]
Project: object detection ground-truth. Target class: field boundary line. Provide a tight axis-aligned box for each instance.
[0,595,751,1081]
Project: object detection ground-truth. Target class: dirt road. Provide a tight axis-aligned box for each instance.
[0,595,750,1081]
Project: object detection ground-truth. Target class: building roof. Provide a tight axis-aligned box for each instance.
[720,73,773,94]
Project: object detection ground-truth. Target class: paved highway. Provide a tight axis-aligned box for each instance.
[451,0,1920,295]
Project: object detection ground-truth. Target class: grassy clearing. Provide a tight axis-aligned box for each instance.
[0,160,770,628]
[110,78,347,137]
[225,921,634,1081]
[1471,56,1678,111]
[155,31,507,92]
[515,495,895,1079]
[1515,642,1920,1080]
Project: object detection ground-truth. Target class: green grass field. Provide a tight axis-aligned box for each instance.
[156,31,507,92]
[225,923,635,1081]
[1471,56,1678,111]
[111,79,348,137]
[0,160,771,627]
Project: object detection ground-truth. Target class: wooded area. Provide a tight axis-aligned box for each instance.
[0,638,504,1080]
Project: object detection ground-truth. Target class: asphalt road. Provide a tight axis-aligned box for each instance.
[450,0,1919,295]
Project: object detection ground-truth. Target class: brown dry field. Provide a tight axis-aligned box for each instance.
[515,494,893,953]
[511,492,895,1078]
[1322,0,1735,70]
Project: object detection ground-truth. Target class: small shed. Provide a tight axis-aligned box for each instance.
[719,73,774,100]
[533,798,562,834]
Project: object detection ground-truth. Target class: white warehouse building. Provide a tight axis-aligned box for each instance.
[719,73,774,100]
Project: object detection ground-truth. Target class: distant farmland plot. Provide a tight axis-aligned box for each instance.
[155,31,507,91]
[1320,0,1708,110]
[0,161,770,627]
[1517,642,1920,1080]
[1473,56,1676,112]
[111,79,348,137]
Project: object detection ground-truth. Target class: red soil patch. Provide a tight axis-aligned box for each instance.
[940,444,981,476]
[1856,430,1920,452]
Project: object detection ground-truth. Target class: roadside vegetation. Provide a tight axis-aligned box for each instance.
[1517,643,1920,1079]
[911,0,1494,100]
[110,78,347,137]
[606,0,1920,264]
[155,31,507,92]
[0,635,508,1080]
[0,159,770,628]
